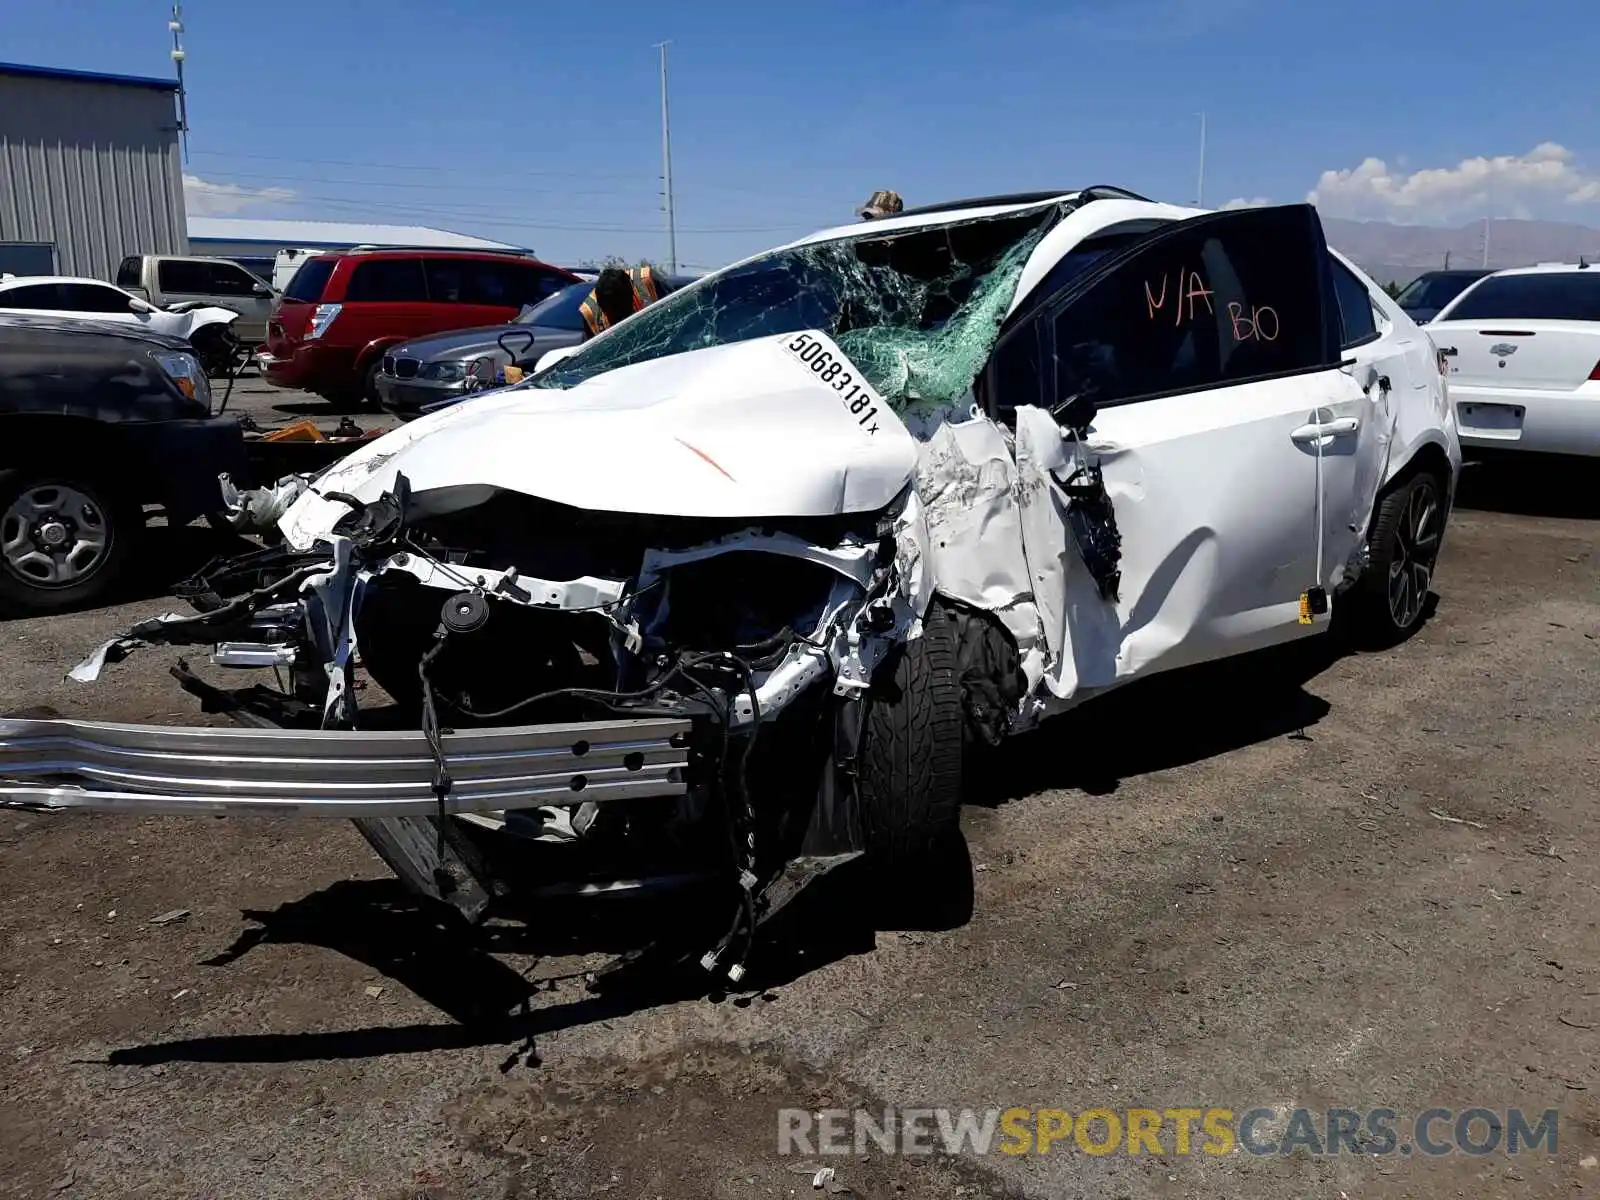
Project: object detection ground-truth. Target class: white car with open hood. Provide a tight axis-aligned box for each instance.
[0,188,1460,984]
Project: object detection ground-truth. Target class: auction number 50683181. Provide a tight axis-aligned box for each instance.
[785,332,882,435]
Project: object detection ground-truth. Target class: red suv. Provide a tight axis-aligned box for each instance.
[263,249,579,406]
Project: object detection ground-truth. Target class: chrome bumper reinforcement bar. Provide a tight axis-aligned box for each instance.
[0,716,690,817]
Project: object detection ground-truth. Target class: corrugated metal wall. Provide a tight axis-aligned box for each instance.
[0,73,187,282]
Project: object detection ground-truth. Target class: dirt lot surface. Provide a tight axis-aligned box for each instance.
[1,451,1598,1199]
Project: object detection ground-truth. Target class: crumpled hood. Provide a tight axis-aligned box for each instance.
[280,332,917,548]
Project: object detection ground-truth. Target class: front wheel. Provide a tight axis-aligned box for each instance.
[0,468,142,616]
[1344,471,1445,646]
[856,601,964,874]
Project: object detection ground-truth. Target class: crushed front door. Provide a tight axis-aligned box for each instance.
[990,205,1362,702]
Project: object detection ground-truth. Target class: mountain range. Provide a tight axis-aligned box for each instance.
[1321,217,1600,287]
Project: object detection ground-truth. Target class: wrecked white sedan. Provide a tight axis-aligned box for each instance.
[0,189,1460,980]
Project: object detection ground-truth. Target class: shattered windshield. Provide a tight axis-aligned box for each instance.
[531,205,1064,416]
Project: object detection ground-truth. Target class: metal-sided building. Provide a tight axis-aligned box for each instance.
[0,61,186,282]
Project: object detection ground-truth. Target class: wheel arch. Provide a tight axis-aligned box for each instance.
[1381,436,1456,514]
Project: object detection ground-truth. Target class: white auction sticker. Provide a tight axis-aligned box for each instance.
[780,331,887,436]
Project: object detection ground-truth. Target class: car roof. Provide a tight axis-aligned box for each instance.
[789,192,1081,249]
[648,188,1209,327]
[1480,262,1597,277]
[0,275,124,289]
[312,248,573,269]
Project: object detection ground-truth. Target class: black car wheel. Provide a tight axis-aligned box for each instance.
[856,601,964,874]
[358,359,384,411]
[0,468,141,616]
[1345,471,1446,646]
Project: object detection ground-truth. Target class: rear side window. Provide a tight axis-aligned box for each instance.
[282,258,337,302]
[422,258,505,305]
[58,283,132,313]
[1445,273,1600,322]
[0,283,64,309]
[115,257,141,287]
[347,258,429,303]
[421,259,566,306]
[1046,206,1334,407]
[1332,261,1379,348]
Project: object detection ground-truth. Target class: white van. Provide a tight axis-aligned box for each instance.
[272,248,329,293]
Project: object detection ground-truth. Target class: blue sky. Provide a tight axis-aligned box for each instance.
[7,0,1599,268]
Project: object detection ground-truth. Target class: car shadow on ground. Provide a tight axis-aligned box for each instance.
[967,635,1342,807]
[100,848,954,1070]
[1455,455,1600,520]
[124,521,258,603]
[94,643,1350,1070]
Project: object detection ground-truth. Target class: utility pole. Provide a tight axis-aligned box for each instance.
[169,3,189,161]
[1195,111,1206,207]
[654,41,678,274]
[1482,182,1492,268]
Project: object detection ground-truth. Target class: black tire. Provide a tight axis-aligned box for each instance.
[857,600,964,873]
[1344,470,1446,647]
[357,358,384,411]
[0,467,142,617]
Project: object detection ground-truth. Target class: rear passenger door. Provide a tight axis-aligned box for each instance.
[344,258,433,343]
[420,258,537,329]
[987,205,1359,693]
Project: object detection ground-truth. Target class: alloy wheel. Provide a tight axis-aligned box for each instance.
[1387,479,1440,631]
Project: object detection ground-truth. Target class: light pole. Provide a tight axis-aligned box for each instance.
[1195,111,1206,208]
[654,41,678,273]
[169,3,189,161]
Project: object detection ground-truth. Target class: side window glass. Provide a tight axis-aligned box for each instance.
[465,262,515,306]
[115,257,141,287]
[1049,207,1330,407]
[61,284,133,313]
[206,262,260,297]
[535,270,569,303]
[348,259,429,303]
[1332,262,1379,348]
[508,265,564,306]
[157,260,212,293]
[986,318,1047,422]
[423,259,471,304]
[1,283,65,309]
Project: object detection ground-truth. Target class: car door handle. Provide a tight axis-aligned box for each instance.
[1291,416,1360,443]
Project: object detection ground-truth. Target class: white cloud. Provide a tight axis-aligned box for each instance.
[182,173,296,216]
[1220,196,1272,210]
[1307,143,1600,221]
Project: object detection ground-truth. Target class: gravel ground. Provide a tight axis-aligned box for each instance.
[1,439,1597,1199]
